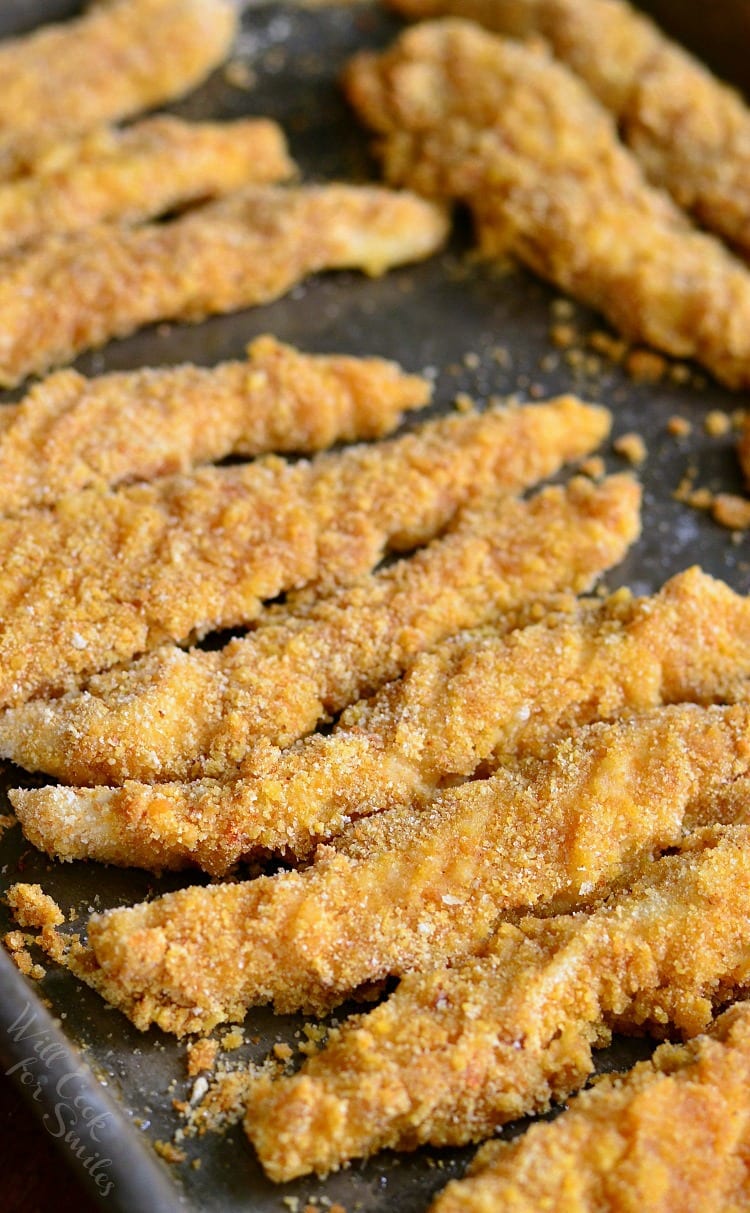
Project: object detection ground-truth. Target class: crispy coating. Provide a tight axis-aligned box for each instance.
[0,183,448,386]
[0,398,606,709]
[243,829,750,1179]
[0,0,237,177]
[0,473,635,787]
[389,0,750,259]
[0,398,605,738]
[0,116,293,256]
[433,1000,750,1213]
[345,21,750,389]
[0,334,429,512]
[65,703,750,1032]
[9,476,640,869]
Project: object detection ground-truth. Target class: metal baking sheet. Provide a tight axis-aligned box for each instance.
[1,3,748,1210]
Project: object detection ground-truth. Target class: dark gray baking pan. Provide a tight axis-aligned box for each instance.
[1,2,749,1210]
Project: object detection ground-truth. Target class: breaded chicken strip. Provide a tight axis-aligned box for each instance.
[0,184,448,386]
[0,474,636,786]
[0,117,293,256]
[0,0,236,177]
[8,478,639,869]
[58,704,750,1032]
[0,398,606,709]
[0,335,429,512]
[345,21,750,389]
[243,828,750,1179]
[389,0,750,259]
[432,999,750,1213]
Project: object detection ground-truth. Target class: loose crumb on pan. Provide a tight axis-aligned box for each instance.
[154,1139,187,1165]
[224,59,257,90]
[624,348,668,384]
[704,409,732,437]
[550,322,578,349]
[186,1038,218,1077]
[667,416,692,438]
[613,432,647,465]
[587,330,627,363]
[3,931,45,980]
[712,494,750,532]
[5,882,64,929]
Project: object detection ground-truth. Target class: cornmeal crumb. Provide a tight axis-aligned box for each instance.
[551,298,575,319]
[712,494,750,531]
[550,323,577,348]
[686,487,715,511]
[587,330,627,363]
[187,1038,218,1077]
[154,1139,187,1164]
[273,1042,294,1062]
[625,348,668,383]
[613,433,647,466]
[6,884,64,929]
[704,410,731,437]
[224,58,256,90]
[221,1029,244,1051]
[667,416,692,438]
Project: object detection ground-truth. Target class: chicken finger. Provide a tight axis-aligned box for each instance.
[432,999,750,1213]
[0,183,448,386]
[345,20,750,389]
[0,473,636,786]
[0,0,236,177]
[244,827,750,1179]
[0,116,293,257]
[0,398,606,709]
[0,334,429,512]
[389,0,750,260]
[58,704,750,1032]
[4,477,639,868]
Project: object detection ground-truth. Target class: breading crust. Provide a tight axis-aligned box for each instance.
[244,828,750,1179]
[57,703,750,1032]
[0,398,608,708]
[9,477,640,870]
[0,184,448,385]
[0,334,429,511]
[0,117,293,256]
[432,999,750,1212]
[0,0,237,175]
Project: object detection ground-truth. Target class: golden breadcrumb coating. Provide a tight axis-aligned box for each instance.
[433,999,750,1212]
[0,473,634,787]
[0,398,607,709]
[0,183,448,386]
[0,116,293,256]
[5,562,744,787]
[0,0,237,177]
[61,703,750,1033]
[388,0,750,259]
[0,334,429,512]
[243,828,750,1179]
[344,20,750,389]
[9,477,640,870]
